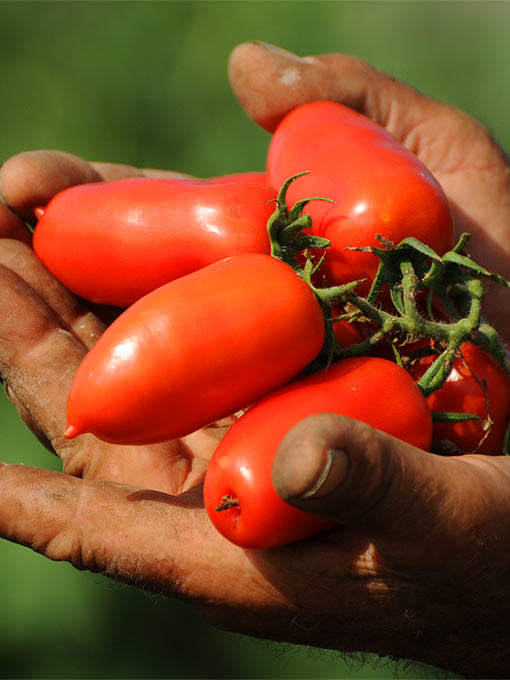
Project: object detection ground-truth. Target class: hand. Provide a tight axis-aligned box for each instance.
[1,43,510,679]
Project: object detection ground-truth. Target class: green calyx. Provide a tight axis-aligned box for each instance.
[266,171,332,270]
[268,174,510,454]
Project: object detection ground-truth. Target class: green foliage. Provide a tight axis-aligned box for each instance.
[0,0,505,677]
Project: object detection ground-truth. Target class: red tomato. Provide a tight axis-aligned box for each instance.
[266,101,454,293]
[65,253,325,445]
[409,342,510,454]
[204,356,432,550]
[33,178,276,307]
[332,318,364,349]
[330,304,365,349]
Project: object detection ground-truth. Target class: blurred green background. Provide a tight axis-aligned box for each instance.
[0,0,507,678]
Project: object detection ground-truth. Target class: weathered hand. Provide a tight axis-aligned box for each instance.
[1,291,510,679]
[1,233,509,677]
[1,44,510,679]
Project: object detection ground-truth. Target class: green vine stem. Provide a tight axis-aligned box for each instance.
[267,174,510,418]
[309,236,510,388]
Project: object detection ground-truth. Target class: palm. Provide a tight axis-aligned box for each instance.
[59,425,228,494]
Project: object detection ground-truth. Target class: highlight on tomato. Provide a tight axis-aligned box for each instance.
[203,356,433,550]
[266,100,455,294]
[33,177,276,307]
[64,253,326,445]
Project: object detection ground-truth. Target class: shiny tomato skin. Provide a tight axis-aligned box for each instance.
[204,356,432,550]
[33,178,276,307]
[410,342,510,454]
[266,101,454,294]
[65,253,325,445]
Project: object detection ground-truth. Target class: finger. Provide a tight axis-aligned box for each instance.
[228,42,478,166]
[0,463,251,607]
[88,161,144,181]
[2,380,54,453]
[273,414,442,535]
[0,463,354,629]
[90,162,196,181]
[0,263,88,448]
[0,463,192,588]
[0,239,105,349]
[0,201,32,244]
[0,150,101,222]
[228,42,421,135]
[272,414,510,571]
[140,168,197,180]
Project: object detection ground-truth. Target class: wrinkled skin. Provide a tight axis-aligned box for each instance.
[1,42,510,677]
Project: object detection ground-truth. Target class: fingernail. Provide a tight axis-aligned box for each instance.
[3,381,15,402]
[299,449,349,500]
[251,41,305,62]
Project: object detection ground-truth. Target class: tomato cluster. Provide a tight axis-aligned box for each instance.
[32,101,510,550]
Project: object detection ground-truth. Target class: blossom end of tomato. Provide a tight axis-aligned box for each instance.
[216,494,240,512]
[63,424,79,439]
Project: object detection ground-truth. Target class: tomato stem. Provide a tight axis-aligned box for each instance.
[266,172,331,273]
[216,495,240,512]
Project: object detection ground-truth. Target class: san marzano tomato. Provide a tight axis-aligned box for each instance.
[266,101,454,294]
[33,177,276,307]
[65,253,326,445]
[204,356,432,549]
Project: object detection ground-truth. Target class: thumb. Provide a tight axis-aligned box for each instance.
[272,413,471,549]
[228,41,424,135]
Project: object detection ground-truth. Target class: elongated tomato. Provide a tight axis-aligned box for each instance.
[65,253,325,444]
[204,356,432,550]
[267,101,454,293]
[33,178,276,307]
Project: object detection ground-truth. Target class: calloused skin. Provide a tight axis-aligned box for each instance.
[0,42,510,677]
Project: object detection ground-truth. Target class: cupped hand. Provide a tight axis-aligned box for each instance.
[1,237,510,677]
[1,44,510,678]
[1,268,510,678]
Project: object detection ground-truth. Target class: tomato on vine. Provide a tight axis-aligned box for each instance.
[64,253,326,444]
[266,101,454,294]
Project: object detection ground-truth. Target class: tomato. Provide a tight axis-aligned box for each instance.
[408,342,510,454]
[329,304,365,349]
[65,253,325,445]
[33,177,276,307]
[266,101,454,294]
[204,356,432,550]
[332,318,364,349]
